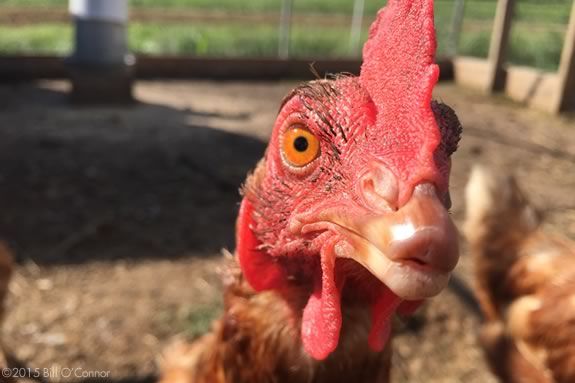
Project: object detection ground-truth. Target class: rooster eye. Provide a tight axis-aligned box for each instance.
[282,125,320,168]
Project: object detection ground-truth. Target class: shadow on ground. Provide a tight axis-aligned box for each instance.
[0,83,266,265]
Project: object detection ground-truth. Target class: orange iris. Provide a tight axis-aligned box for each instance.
[282,125,320,167]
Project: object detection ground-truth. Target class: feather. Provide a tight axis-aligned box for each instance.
[465,166,575,383]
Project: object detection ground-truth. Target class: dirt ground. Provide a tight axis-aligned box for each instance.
[0,79,573,383]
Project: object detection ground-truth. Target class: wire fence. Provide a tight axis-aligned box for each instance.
[0,0,572,70]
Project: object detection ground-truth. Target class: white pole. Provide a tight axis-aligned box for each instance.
[69,0,130,65]
[278,0,293,59]
[68,0,133,103]
[70,0,128,23]
[349,0,365,56]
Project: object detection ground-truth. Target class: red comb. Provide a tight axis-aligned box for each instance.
[361,0,438,113]
[360,0,441,203]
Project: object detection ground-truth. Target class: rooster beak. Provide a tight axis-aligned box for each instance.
[334,184,459,300]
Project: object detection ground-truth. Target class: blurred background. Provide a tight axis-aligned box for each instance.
[0,0,572,70]
[0,1,573,382]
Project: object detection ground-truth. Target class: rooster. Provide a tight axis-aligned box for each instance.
[159,0,462,382]
[464,165,575,383]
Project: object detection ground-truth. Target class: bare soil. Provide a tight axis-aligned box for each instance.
[0,80,573,383]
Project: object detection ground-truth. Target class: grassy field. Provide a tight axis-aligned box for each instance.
[0,23,371,57]
[0,0,570,70]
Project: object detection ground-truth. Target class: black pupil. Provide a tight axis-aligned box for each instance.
[293,136,309,152]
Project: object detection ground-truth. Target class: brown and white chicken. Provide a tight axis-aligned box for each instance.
[464,165,575,383]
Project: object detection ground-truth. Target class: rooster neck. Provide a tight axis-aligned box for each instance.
[207,259,393,383]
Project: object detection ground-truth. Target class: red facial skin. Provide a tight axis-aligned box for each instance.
[237,0,462,360]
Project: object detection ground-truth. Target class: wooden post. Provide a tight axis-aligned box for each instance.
[278,0,293,59]
[557,1,575,112]
[485,0,516,92]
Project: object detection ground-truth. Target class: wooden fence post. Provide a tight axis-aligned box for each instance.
[557,1,575,112]
[486,0,516,92]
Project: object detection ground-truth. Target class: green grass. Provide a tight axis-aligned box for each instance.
[509,28,565,69]
[0,21,454,58]
[0,23,370,58]
[181,303,222,338]
[0,20,565,70]
[130,23,355,57]
[0,24,71,54]
[458,25,565,70]
[155,302,222,338]
[516,2,572,24]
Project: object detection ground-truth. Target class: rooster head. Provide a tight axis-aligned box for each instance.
[237,0,462,360]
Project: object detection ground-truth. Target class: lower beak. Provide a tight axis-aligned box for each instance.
[335,183,459,300]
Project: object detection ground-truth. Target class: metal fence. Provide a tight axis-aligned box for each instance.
[0,0,571,69]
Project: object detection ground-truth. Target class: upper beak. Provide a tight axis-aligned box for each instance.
[334,183,459,300]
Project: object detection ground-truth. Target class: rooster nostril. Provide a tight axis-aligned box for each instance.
[361,178,393,212]
[362,178,376,197]
[359,165,399,212]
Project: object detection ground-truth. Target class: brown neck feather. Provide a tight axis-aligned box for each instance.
[167,259,392,383]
